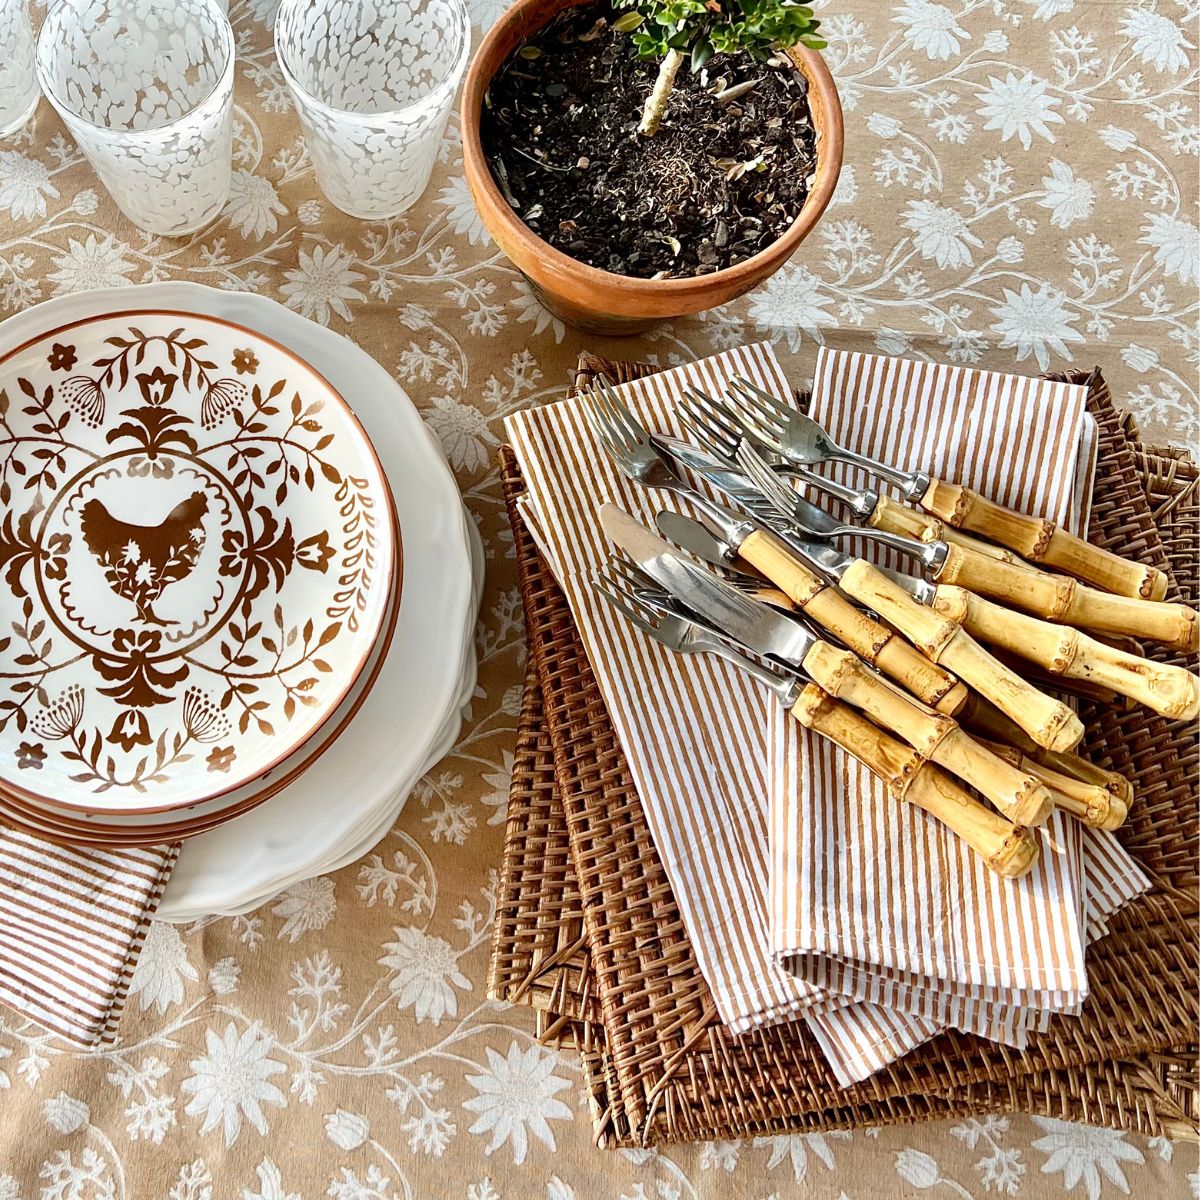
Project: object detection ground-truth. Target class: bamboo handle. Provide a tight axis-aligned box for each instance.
[738,530,967,714]
[920,477,1168,600]
[792,685,1039,878]
[839,558,1084,753]
[983,742,1128,830]
[801,643,1054,826]
[936,542,1197,652]
[868,494,1018,563]
[955,695,1135,803]
[931,585,1200,720]
[1033,748,1134,805]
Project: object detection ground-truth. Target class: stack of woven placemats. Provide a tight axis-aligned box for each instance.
[489,352,1200,1147]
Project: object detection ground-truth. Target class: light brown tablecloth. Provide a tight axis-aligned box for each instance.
[0,0,1196,1195]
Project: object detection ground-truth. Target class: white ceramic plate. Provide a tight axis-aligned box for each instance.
[0,309,395,813]
[0,284,476,919]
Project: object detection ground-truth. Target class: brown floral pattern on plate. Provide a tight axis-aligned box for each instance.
[0,311,396,814]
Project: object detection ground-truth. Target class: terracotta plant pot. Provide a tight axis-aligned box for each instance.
[461,0,844,335]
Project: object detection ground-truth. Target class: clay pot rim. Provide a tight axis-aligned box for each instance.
[461,0,845,299]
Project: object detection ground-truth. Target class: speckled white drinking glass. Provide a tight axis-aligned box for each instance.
[275,0,469,220]
[0,1,39,138]
[35,0,234,236]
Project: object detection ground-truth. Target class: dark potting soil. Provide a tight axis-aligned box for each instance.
[481,3,818,280]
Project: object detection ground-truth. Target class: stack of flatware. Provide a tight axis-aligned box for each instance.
[583,374,1198,879]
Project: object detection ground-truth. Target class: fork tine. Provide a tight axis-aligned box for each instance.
[584,383,633,459]
[607,556,666,599]
[722,390,788,449]
[680,387,746,459]
[730,376,794,424]
[736,439,799,515]
[724,380,792,445]
[594,570,664,637]
[581,385,621,453]
[597,377,647,448]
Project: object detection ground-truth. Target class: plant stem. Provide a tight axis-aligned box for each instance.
[638,48,684,137]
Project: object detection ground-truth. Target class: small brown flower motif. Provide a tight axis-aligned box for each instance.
[206,745,236,773]
[219,529,247,578]
[109,709,152,752]
[136,366,177,407]
[128,455,174,479]
[42,531,71,581]
[231,348,258,375]
[16,742,46,770]
[47,343,77,372]
[295,530,333,573]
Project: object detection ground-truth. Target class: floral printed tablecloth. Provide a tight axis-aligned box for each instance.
[0,0,1196,1196]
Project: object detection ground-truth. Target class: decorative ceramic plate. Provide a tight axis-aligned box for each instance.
[0,309,397,813]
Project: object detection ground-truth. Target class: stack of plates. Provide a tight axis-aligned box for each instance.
[0,284,479,919]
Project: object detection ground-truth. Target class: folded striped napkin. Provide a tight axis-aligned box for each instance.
[515,488,962,1082]
[506,342,1144,1084]
[770,348,1150,1016]
[0,828,178,1044]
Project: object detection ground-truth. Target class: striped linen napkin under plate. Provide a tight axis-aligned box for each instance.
[0,828,178,1045]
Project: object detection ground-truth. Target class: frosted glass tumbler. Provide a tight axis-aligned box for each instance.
[36,0,235,236]
[275,0,469,219]
[0,0,38,138]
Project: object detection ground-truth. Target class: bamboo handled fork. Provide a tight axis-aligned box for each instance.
[724,374,1171,603]
[675,390,1199,721]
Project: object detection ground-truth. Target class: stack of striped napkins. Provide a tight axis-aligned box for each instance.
[504,343,1151,1085]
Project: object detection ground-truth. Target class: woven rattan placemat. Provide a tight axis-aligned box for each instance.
[491,357,1199,1145]
[499,666,1199,1147]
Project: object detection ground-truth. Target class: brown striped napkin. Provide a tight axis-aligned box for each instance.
[0,828,179,1045]
[771,348,1150,1018]
[514,488,967,1082]
[505,342,1126,1084]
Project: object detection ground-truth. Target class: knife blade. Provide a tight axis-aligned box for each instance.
[599,505,818,666]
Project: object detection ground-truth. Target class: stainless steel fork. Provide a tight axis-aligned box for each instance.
[726,376,930,499]
[734,438,948,574]
[582,378,749,535]
[680,385,878,519]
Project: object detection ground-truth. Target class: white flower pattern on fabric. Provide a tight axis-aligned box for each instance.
[747,264,837,350]
[1139,213,1199,286]
[976,72,1064,148]
[224,170,289,241]
[0,151,59,221]
[424,394,499,472]
[990,281,1085,369]
[279,243,367,323]
[462,1042,572,1165]
[893,0,969,61]
[271,877,337,942]
[46,235,136,295]
[181,1023,286,1146]
[379,925,472,1024]
[1031,1118,1146,1200]
[1039,160,1096,229]
[437,175,491,246]
[901,200,984,268]
[241,1157,300,1200]
[1119,6,1194,73]
[128,922,200,1014]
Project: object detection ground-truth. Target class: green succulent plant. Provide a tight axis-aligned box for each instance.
[614,0,825,135]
